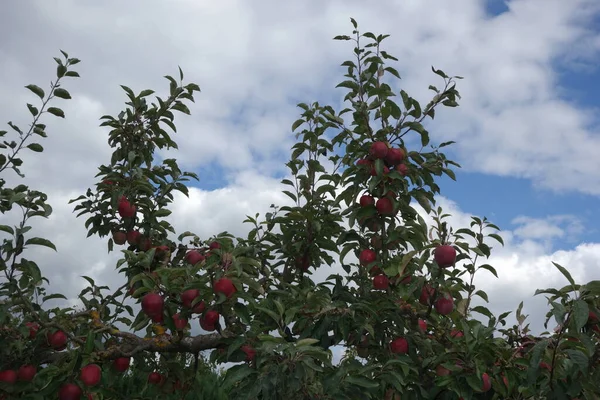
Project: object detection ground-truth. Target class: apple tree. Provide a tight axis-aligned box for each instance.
[1,19,600,400]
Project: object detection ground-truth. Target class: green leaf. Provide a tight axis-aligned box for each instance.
[42,293,68,302]
[24,237,57,251]
[47,107,65,118]
[572,300,589,331]
[27,143,44,152]
[0,225,14,235]
[291,119,304,131]
[223,364,256,388]
[345,375,379,389]
[25,84,45,99]
[474,290,489,303]
[27,103,39,116]
[553,262,575,287]
[53,88,71,99]
[478,264,498,278]
[488,233,504,246]
[565,349,588,372]
[154,209,172,217]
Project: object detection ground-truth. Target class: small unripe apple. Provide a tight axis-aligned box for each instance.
[58,383,83,400]
[17,365,36,381]
[184,250,205,265]
[434,294,454,315]
[112,231,127,245]
[359,249,377,266]
[369,141,389,159]
[372,274,389,290]
[375,197,394,216]
[389,337,408,354]
[359,195,375,207]
[80,364,102,387]
[434,245,456,268]
[113,357,130,373]
[141,293,164,318]
[213,278,236,298]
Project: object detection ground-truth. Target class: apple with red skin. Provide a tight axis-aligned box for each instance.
[58,383,83,400]
[400,275,412,284]
[295,254,311,271]
[117,196,136,218]
[214,277,236,298]
[141,293,164,318]
[181,289,200,308]
[113,357,130,372]
[434,245,456,268]
[172,313,188,330]
[359,195,375,207]
[450,329,464,338]
[418,319,427,332]
[126,230,141,245]
[434,294,454,315]
[589,311,599,323]
[80,364,102,387]
[0,370,17,384]
[138,236,152,251]
[370,165,390,176]
[112,231,127,245]
[502,375,509,387]
[481,373,491,392]
[151,313,164,324]
[47,330,68,350]
[184,250,205,265]
[209,241,221,250]
[436,365,451,376]
[389,337,408,354]
[200,310,219,331]
[148,372,164,385]
[25,321,39,339]
[373,274,389,290]
[356,158,372,167]
[384,147,404,166]
[359,249,377,266]
[241,345,256,362]
[375,197,394,216]
[369,141,389,159]
[17,365,36,381]
[396,163,408,176]
[539,361,552,371]
[419,285,435,305]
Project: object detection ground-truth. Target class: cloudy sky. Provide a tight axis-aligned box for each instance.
[1,0,600,345]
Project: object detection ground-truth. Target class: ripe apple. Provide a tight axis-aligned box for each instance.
[369,141,389,159]
[450,329,464,338]
[373,274,389,290]
[356,158,372,167]
[214,278,236,298]
[436,365,451,376]
[209,241,221,250]
[384,147,405,166]
[359,249,377,266]
[0,370,17,384]
[400,275,412,284]
[359,195,375,207]
[17,365,36,381]
[80,364,101,386]
[25,322,39,339]
[138,236,152,251]
[58,383,83,400]
[295,254,311,271]
[370,165,390,176]
[141,293,164,318]
[113,357,130,373]
[589,311,599,324]
[181,289,200,309]
[481,372,491,392]
[418,319,427,333]
[151,313,164,324]
[148,372,163,384]
[126,230,141,245]
[112,231,127,245]
[434,245,456,268]
[396,163,408,176]
[389,337,408,354]
[539,361,552,371]
[47,330,68,349]
[241,345,256,362]
[502,375,509,387]
[184,250,205,265]
[375,197,394,216]
[117,196,136,218]
[419,285,435,305]
[200,310,219,331]
[434,294,455,315]
[172,313,188,330]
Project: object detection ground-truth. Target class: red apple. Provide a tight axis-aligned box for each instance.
[356,158,372,167]
[418,319,427,332]
[25,322,39,339]
[80,364,101,387]
[435,294,454,315]
[126,230,141,245]
[241,345,256,362]
[370,165,390,176]
[481,372,491,392]
[17,365,36,381]
[209,241,221,250]
[385,148,405,166]
[436,365,451,376]
[151,313,164,324]
[58,383,83,400]
[369,141,389,159]
[172,313,188,330]
[396,164,408,176]
[373,274,389,290]
[181,289,200,309]
[184,250,205,265]
[375,197,394,216]
[138,236,152,251]
[359,249,377,266]
[400,275,412,284]
[214,278,236,298]
[419,285,435,305]
[47,330,68,349]
[359,195,375,207]
[0,370,17,384]
[148,372,163,385]
[450,329,464,338]
[434,245,456,268]
[117,196,136,218]
[141,293,164,317]
[200,310,219,331]
[589,311,598,324]
[295,255,311,271]
[113,357,130,373]
[502,375,509,387]
[390,337,408,354]
[112,231,127,245]
[539,361,552,371]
